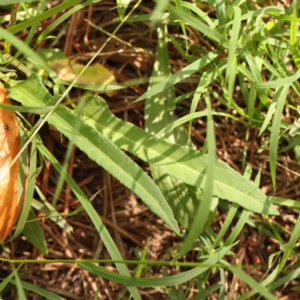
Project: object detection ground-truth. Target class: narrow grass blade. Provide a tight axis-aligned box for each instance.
[182,2,216,28]
[1,0,36,3]
[37,0,96,44]
[269,85,289,189]
[259,101,277,136]
[79,244,234,287]
[237,265,279,300]
[0,26,55,77]
[270,196,300,210]
[269,266,300,290]
[13,264,27,300]
[226,7,241,105]
[7,0,83,35]
[0,264,22,293]
[12,123,37,239]
[134,241,149,279]
[21,209,48,255]
[225,263,277,300]
[245,53,269,106]
[215,0,226,28]
[290,2,300,68]
[254,68,300,89]
[31,197,73,235]
[136,51,219,102]
[225,210,251,246]
[277,215,300,277]
[145,23,202,229]
[167,4,225,46]
[10,280,66,300]
[36,142,141,299]
[177,94,215,258]
[213,204,238,248]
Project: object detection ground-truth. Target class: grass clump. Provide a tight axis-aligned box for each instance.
[0,0,300,299]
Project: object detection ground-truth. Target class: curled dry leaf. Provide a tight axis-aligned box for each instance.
[0,82,22,242]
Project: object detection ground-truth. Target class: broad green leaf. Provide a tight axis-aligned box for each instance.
[0,102,52,114]
[82,95,279,216]
[9,74,180,235]
[9,75,278,218]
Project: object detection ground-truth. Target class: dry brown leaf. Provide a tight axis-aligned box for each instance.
[0,82,22,242]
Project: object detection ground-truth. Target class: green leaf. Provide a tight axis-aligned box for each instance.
[10,280,66,300]
[36,48,116,96]
[12,134,37,240]
[226,7,241,104]
[22,209,48,255]
[0,265,22,293]
[35,140,141,299]
[136,51,220,102]
[177,93,216,258]
[0,0,37,4]
[78,244,234,287]
[82,96,279,216]
[116,0,131,20]
[254,68,300,89]
[225,262,278,300]
[31,196,73,235]
[10,75,279,222]
[9,74,180,235]
[145,23,202,229]
[167,4,225,46]
[0,26,55,77]
[269,86,289,189]
[7,0,83,35]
